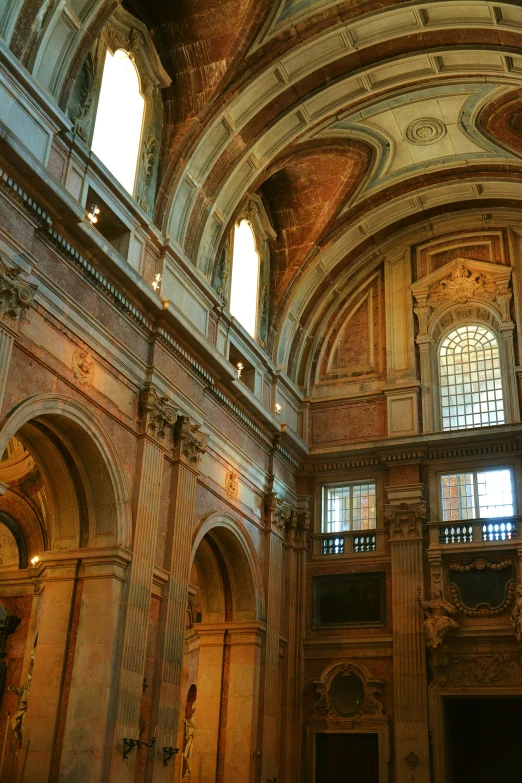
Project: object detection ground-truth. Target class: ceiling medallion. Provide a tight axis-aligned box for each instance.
[405,117,446,145]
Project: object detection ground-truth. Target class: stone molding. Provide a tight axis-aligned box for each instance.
[139,384,178,441]
[310,660,385,726]
[174,415,207,467]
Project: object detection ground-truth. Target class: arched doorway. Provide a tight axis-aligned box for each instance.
[0,395,131,783]
[177,517,264,782]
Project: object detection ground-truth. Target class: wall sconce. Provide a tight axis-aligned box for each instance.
[162,745,179,766]
[122,733,156,759]
[274,403,282,416]
[86,205,100,225]
[30,556,39,568]
[152,273,162,291]
[236,362,244,379]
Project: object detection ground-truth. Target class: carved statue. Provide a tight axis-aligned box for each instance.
[182,710,195,779]
[8,647,35,749]
[511,585,522,642]
[417,588,459,648]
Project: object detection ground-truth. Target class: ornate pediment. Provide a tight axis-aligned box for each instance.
[411,258,512,335]
[310,661,385,727]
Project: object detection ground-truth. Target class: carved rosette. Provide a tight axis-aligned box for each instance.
[384,501,427,541]
[140,385,178,441]
[174,416,207,468]
[0,261,37,328]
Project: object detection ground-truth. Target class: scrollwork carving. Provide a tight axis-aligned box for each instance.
[311,661,385,726]
[140,385,178,440]
[384,501,427,540]
[174,416,207,467]
[430,652,522,687]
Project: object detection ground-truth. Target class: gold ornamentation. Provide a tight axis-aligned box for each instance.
[72,348,94,385]
[225,471,238,499]
[140,385,178,440]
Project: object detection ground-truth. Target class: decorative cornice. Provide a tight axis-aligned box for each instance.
[174,415,207,468]
[157,326,214,386]
[139,384,178,441]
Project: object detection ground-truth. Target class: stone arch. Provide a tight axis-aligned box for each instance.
[192,512,265,623]
[0,394,131,549]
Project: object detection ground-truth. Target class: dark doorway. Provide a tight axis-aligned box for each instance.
[445,697,522,783]
[315,733,379,783]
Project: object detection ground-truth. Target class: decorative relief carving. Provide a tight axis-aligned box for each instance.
[225,471,238,499]
[265,494,296,535]
[430,652,522,687]
[405,752,421,770]
[449,558,515,617]
[0,260,36,325]
[384,501,427,540]
[511,585,522,642]
[137,135,157,213]
[140,385,178,440]
[418,587,459,649]
[311,661,385,726]
[412,260,512,336]
[285,508,310,549]
[72,348,94,385]
[405,117,446,145]
[174,416,207,466]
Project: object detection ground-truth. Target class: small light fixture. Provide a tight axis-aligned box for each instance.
[30,555,40,567]
[236,362,244,379]
[87,205,100,225]
[152,273,162,291]
[275,403,282,416]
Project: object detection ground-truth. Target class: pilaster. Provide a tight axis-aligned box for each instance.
[150,415,207,783]
[385,484,430,783]
[109,386,177,781]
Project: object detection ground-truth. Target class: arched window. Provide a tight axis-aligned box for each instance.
[229,220,260,338]
[439,324,504,431]
[91,49,145,194]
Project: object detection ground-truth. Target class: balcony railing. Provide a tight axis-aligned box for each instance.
[432,516,522,546]
[314,529,383,557]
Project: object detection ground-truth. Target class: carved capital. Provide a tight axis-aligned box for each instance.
[265,494,295,536]
[384,501,427,540]
[174,416,207,468]
[0,261,36,327]
[140,385,178,441]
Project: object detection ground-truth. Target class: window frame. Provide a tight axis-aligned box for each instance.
[321,479,377,534]
[437,322,505,432]
[229,219,262,339]
[438,465,516,523]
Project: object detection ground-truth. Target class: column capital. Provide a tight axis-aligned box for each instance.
[173,415,207,468]
[265,493,295,538]
[384,492,428,542]
[0,258,37,330]
[139,384,178,441]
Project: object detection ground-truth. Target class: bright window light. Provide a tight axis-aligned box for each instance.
[323,482,376,533]
[92,49,145,194]
[441,468,514,521]
[439,325,504,431]
[229,220,260,338]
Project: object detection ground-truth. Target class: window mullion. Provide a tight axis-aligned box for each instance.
[473,470,480,520]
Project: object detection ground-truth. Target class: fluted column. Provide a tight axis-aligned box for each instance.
[385,485,429,783]
[109,386,177,781]
[261,495,291,783]
[281,501,309,783]
[150,415,207,783]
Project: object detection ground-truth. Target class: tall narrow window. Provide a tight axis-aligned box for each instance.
[439,325,504,431]
[92,49,145,194]
[229,220,260,338]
